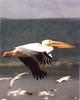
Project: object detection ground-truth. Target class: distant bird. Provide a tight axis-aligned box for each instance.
[3,39,75,80]
[9,72,29,88]
[0,77,12,81]
[39,90,55,96]
[8,88,36,96]
[56,76,72,83]
[8,88,27,96]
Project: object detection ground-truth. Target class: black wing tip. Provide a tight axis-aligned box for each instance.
[18,57,47,80]
[33,71,47,80]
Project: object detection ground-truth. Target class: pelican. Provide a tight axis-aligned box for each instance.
[3,39,75,80]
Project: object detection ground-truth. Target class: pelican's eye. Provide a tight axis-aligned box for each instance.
[49,40,54,43]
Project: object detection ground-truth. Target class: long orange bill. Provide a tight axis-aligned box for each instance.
[48,41,75,48]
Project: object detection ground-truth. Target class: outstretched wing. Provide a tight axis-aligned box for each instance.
[34,52,53,65]
[15,44,54,80]
[18,56,47,80]
[18,51,55,80]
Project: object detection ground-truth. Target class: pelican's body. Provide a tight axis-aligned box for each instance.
[15,43,53,53]
[3,39,75,80]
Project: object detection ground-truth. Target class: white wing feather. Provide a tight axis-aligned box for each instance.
[15,43,45,52]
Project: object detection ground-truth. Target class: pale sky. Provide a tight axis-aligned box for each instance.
[0,0,80,19]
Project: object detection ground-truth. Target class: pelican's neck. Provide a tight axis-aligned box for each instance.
[42,44,53,53]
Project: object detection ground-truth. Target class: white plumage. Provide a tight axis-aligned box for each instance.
[15,42,53,53]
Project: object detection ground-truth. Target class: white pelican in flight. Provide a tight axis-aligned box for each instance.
[3,39,75,80]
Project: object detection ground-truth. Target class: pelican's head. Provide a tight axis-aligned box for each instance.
[42,39,75,48]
